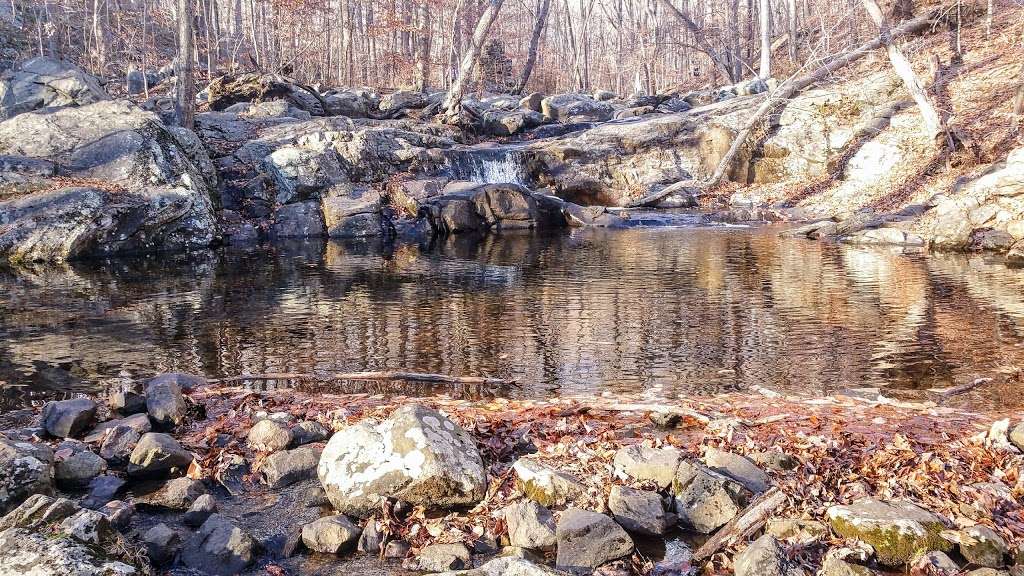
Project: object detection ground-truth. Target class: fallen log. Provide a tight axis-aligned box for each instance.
[693,487,788,561]
[627,9,941,209]
[207,371,518,387]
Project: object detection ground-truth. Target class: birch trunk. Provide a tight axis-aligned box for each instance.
[758,0,771,77]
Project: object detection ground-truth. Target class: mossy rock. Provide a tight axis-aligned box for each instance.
[827,499,952,566]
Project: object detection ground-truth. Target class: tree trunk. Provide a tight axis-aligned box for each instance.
[786,0,797,62]
[860,0,943,140]
[758,0,771,77]
[414,0,431,91]
[513,0,551,94]
[1013,65,1024,115]
[176,0,196,129]
[443,0,505,116]
[654,0,735,82]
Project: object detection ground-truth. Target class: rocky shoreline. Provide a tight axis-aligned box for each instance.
[2,373,1023,575]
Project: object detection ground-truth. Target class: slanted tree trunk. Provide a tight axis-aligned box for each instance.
[860,0,944,141]
[176,0,196,129]
[513,0,551,94]
[758,0,771,77]
[655,0,735,83]
[443,0,504,117]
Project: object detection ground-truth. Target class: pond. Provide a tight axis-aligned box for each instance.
[3,224,1024,413]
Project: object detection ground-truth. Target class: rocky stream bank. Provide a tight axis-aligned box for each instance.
[1,372,1023,576]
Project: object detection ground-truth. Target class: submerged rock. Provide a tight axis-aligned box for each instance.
[826,498,952,566]
[318,404,486,517]
[181,513,258,575]
[555,508,634,573]
[503,500,557,550]
[301,514,361,554]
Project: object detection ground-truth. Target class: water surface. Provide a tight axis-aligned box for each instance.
[3,226,1024,411]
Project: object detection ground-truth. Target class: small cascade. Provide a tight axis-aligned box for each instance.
[442,148,531,186]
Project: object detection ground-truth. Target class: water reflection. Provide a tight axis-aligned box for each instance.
[2,228,1023,411]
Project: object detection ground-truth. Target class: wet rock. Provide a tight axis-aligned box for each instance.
[512,457,587,508]
[503,500,557,550]
[827,498,952,566]
[384,539,412,559]
[144,523,182,565]
[318,404,486,517]
[60,508,115,545]
[42,398,97,438]
[99,425,141,465]
[0,56,109,120]
[406,542,472,572]
[82,474,125,509]
[541,93,614,123]
[271,200,327,238]
[181,514,258,575]
[291,420,330,446]
[1010,422,1024,451]
[911,550,960,575]
[301,514,361,554]
[703,446,770,493]
[145,376,189,429]
[672,460,752,533]
[734,535,806,576]
[483,109,544,136]
[248,419,293,452]
[110,390,146,415]
[261,445,321,489]
[820,556,875,576]
[357,518,383,553]
[0,526,138,575]
[0,494,79,530]
[135,476,208,510]
[652,542,696,576]
[608,485,674,536]
[765,518,828,542]
[0,436,54,514]
[99,499,134,530]
[555,508,634,573]
[184,493,218,527]
[613,445,683,489]
[960,525,1008,568]
[128,432,193,476]
[54,442,106,487]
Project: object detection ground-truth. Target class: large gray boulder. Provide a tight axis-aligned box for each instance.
[0,100,218,264]
[0,526,138,575]
[541,94,614,123]
[612,445,683,489]
[145,375,190,429]
[702,446,771,493]
[420,183,569,235]
[378,90,427,114]
[555,508,634,573]
[181,514,258,575]
[608,485,674,536]
[317,404,486,517]
[826,499,952,566]
[503,500,557,550]
[301,514,361,554]
[41,398,96,438]
[0,437,54,514]
[672,460,752,533]
[127,432,194,476]
[0,57,109,120]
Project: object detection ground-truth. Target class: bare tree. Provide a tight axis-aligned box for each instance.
[758,0,771,77]
[176,0,196,129]
[514,0,552,94]
[444,0,505,116]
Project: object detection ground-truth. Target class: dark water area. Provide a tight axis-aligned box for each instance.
[3,225,1024,412]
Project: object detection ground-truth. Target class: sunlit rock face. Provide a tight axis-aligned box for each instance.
[317,404,486,517]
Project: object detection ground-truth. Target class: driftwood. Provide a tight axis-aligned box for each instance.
[207,371,517,387]
[693,487,788,561]
[627,9,941,209]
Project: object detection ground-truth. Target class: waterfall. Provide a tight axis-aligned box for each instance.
[443,148,530,186]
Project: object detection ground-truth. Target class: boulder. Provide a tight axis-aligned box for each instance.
[318,404,486,517]
[291,420,330,446]
[593,90,616,102]
[207,73,324,115]
[483,109,544,137]
[143,523,182,565]
[265,145,346,204]
[127,432,194,476]
[765,518,828,542]
[503,500,557,550]
[321,186,387,238]
[819,556,874,576]
[0,526,138,575]
[183,493,218,527]
[1010,421,1024,452]
[733,535,806,576]
[0,436,54,514]
[271,200,327,238]
[541,94,614,123]
[512,457,587,508]
[98,425,141,465]
[0,57,109,120]
[0,101,218,264]
[826,499,952,566]
[420,184,568,235]
[379,90,427,114]
[247,419,293,452]
[702,446,771,493]
[99,500,134,530]
[672,460,752,534]
[82,475,125,509]
[434,557,560,575]
[407,543,472,571]
[519,93,544,112]
[608,485,674,536]
[324,90,371,118]
[181,514,258,575]
[42,398,97,438]
[109,390,146,415]
[0,494,79,530]
[54,447,106,487]
[959,525,1008,568]
[301,514,361,554]
[84,413,152,443]
[911,550,960,575]
[261,446,321,488]
[612,445,683,489]
[59,508,115,545]
[135,476,208,510]
[749,450,800,472]
[555,508,634,573]
[145,375,190,429]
